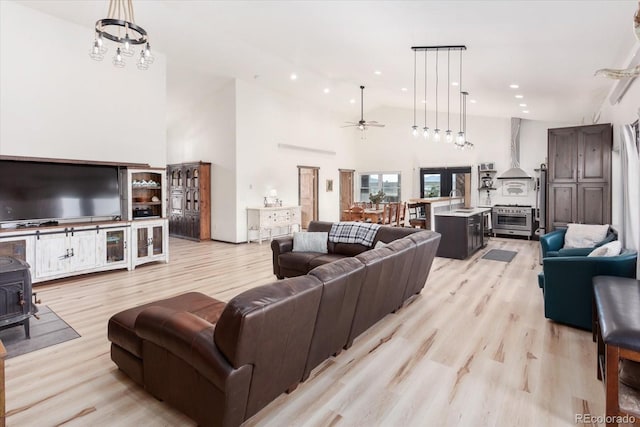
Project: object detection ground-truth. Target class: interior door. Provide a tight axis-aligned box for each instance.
[339,169,354,220]
[298,166,318,229]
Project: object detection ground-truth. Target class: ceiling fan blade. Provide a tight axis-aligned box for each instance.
[341,124,359,128]
[366,121,379,124]
[366,123,386,127]
[343,121,359,124]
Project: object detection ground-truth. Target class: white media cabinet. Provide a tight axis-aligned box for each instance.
[0,218,168,284]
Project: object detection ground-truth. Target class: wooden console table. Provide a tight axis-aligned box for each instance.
[246,206,301,244]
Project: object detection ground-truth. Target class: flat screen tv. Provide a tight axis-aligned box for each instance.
[0,160,121,223]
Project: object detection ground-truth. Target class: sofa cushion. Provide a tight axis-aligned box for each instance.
[588,240,622,257]
[564,223,609,248]
[308,253,348,269]
[279,252,324,273]
[108,292,226,358]
[293,232,328,253]
[332,242,369,256]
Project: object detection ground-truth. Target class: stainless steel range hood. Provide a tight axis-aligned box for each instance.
[497,117,532,180]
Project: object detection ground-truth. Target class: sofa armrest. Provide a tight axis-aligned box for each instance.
[557,247,595,257]
[540,229,566,258]
[271,237,294,279]
[135,306,239,391]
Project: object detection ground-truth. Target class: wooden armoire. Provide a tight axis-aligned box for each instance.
[547,124,612,231]
[167,162,211,241]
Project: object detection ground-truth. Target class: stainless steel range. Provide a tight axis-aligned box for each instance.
[492,204,533,239]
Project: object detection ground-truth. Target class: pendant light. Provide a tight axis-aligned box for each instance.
[445,49,453,143]
[433,51,441,142]
[411,45,468,147]
[411,49,418,137]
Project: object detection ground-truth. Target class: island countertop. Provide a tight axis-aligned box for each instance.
[433,207,491,218]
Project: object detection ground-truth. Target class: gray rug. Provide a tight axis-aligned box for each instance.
[481,249,518,262]
[0,306,80,359]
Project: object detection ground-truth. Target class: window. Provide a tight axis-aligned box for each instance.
[359,173,401,202]
[419,167,471,198]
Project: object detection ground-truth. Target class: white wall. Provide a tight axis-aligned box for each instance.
[0,2,167,167]
[597,41,640,231]
[351,106,571,208]
[234,79,357,243]
[166,80,237,242]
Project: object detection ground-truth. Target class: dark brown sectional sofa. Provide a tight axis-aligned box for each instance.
[107,222,441,427]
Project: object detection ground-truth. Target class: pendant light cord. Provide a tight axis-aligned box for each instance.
[459,49,463,131]
[424,50,427,128]
[435,51,439,129]
[447,49,450,131]
[413,50,417,126]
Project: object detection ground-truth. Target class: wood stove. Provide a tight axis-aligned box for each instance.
[0,256,37,338]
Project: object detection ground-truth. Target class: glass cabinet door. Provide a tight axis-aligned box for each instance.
[152,226,164,255]
[106,230,125,263]
[137,228,149,258]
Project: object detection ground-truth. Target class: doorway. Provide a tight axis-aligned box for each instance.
[339,169,354,220]
[298,166,319,229]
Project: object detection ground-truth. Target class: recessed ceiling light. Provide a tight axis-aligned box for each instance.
[519,103,527,107]
[421,99,427,104]
[290,73,297,80]
[510,84,519,89]
[401,87,408,92]
[470,99,477,104]
[349,99,356,104]
[323,88,330,94]
[522,110,529,113]
[515,94,524,99]
[374,70,382,75]
[451,82,459,86]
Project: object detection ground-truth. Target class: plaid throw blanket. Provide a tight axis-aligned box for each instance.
[328,222,381,247]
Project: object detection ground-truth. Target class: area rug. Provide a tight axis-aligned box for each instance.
[481,249,518,263]
[0,306,80,359]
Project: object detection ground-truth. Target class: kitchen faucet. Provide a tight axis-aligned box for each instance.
[449,189,462,211]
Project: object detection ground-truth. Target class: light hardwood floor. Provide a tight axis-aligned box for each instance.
[5,236,605,426]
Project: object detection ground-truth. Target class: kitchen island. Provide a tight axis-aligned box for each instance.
[407,197,464,230]
[434,207,491,259]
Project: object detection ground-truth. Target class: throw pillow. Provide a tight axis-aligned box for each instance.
[292,232,328,253]
[374,241,388,249]
[564,223,609,248]
[587,240,622,257]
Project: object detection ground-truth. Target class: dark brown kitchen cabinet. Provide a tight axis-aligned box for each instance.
[548,183,577,230]
[547,124,611,231]
[167,162,211,241]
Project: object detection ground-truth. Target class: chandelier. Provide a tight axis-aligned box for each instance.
[410,45,473,149]
[89,0,154,70]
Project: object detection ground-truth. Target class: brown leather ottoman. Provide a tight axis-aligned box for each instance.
[108,292,226,385]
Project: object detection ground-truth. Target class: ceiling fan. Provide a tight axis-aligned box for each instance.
[342,85,385,131]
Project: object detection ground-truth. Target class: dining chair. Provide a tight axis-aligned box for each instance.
[396,202,406,227]
[349,206,365,221]
[388,203,398,226]
[379,204,392,225]
[407,203,427,229]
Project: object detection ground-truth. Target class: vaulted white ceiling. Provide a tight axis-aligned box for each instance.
[20,0,640,123]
